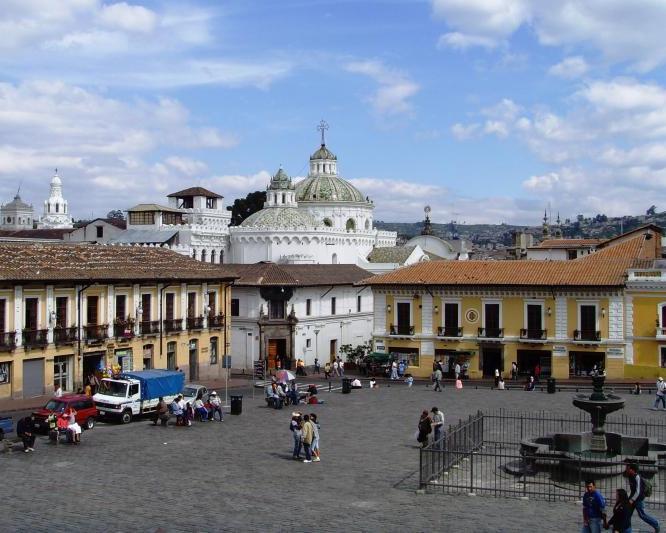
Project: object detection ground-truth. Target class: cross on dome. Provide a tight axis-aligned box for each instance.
[317,119,329,146]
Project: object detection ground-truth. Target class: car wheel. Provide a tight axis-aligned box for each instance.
[85,417,95,430]
[0,429,4,441]
[121,410,132,424]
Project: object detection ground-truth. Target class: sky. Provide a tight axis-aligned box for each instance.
[1,0,666,225]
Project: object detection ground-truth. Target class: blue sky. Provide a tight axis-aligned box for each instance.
[1,0,666,224]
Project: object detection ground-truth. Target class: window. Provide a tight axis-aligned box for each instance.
[162,212,183,225]
[306,339,312,348]
[167,341,177,370]
[0,362,10,384]
[357,295,362,313]
[389,347,419,367]
[526,304,543,332]
[484,303,501,336]
[323,218,332,227]
[25,297,39,330]
[443,303,459,336]
[269,300,285,320]
[165,293,175,320]
[306,299,312,316]
[55,204,59,213]
[56,297,68,328]
[210,337,218,364]
[346,218,356,231]
[96,226,103,238]
[187,292,196,318]
[332,253,338,264]
[141,294,151,321]
[128,211,155,225]
[115,295,126,321]
[208,292,216,316]
[181,197,193,209]
[331,297,336,315]
[231,298,239,317]
[661,347,666,368]
[206,197,217,209]
[396,301,411,334]
[579,304,597,333]
[0,298,5,332]
[129,384,139,396]
[567,250,577,260]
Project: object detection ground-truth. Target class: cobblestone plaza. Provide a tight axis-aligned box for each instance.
[2,382,665,532]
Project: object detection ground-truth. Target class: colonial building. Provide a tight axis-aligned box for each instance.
[362,225,664,380]
[228,263,372,370]
[38,171,73,229]
[0,191,34,230]
[65,217,127,243]
[527,238,602,261]
[0,242,236,399]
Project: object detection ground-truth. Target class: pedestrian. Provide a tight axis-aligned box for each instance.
[301,414,314,463]
[525,376,535,391]
[454,363,461,381]
[582,479,605,533]
[16,416,36,453]
[324,362,331,380]
[66,407,81,444]
[288,381,299,406]
[494,368,500,388]
[534,364,541,383]
[431,407,444,444]
[154,397,170,426]
[193,395,209,422]
[631,382,642,395]
[405,374,414,387]
[170,395,184,425]
[604,488,634,533]
[208,391,224,421]
[654,377,666,409]
[624,461,660,532]
[398,360,405,377]
[54,384,63,398]
[433,366,443,392]
[290,412,303,460]
[416,410,432,448]
[314,357,320,374]
[183,402,194,426]
[339,358,344,377]
[84,382,92,397]
[88,373,100,395]
[511,361,518,381]
[390,361,398,380]
[310,413,321,462]
[498,375,505,390]
[332,360,339,377]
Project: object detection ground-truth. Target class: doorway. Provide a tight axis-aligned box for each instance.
[569,351,605,377]
[517,350,552,378]
[329,339,338,362]
[54,355,73,392]
[143,344,154,370]
[481,346,503,377]
[268,338,287,370]
[189,339,199,381]
[83,352,104,382]
[23,358,44,397]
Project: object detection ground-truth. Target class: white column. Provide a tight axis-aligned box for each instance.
[421,293,433,336]
[555,296,567,340]
[373,292,386,335]
[75,285,81,344]
[14,285,22,347]
[181,283,187,331]
[624,295,634,365]
[46,285,55,343]
[107,285,115,339]
[132,284,140,336]
[608,296,623,341]
[202,282,208,328]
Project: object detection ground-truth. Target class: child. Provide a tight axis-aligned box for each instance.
[405,374,414,387]
[631,382,642,395]
[369,378,378,389]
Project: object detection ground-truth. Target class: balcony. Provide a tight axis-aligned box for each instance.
[22,328,48,349]
[208,314,225,329]
[574,329,601,342]
[657,327,666,340]
[478,327,504,339]
[84,324,109,343]
[187,316,204,331]
[520,328,547,341]
[114,321,134,340]
[139,320,161,336]
[54,326,78,345]
[390,324,414,336]
[163,318,182,333]
[0,331,16,352]
[437,326,463,338]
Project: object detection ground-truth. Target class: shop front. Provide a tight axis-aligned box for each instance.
[569,350,605,377]
[54,354,74,392]
[516,349,552,378]
[435,349,475,378]
[113,348,133,374]
[83,350,106,381]
[480,345,503,377]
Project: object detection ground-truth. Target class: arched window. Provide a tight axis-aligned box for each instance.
[211,250,217,264]
[323,218,333,227]
[346,218,356,231]
[332,253,338,264]
[201,249,207,262]
[282,193,286,204]
[56,204,59,213]
[210,337,218,364]
[364,219,370,230]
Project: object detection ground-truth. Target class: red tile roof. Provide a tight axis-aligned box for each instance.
[228,263,371,287]
[167,187,223,199]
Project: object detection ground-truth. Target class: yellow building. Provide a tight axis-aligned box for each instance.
[0,242,236,400]
[362,225,663,381]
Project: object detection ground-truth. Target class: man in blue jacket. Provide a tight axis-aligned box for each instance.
[625,462,660,532]
[582,479,605,533]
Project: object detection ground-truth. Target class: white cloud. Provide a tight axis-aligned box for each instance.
[98,2,157,34]
[451,123,480,140]
[206,171,272,195]
[437,32,498,50]
[432,0,666,71]
[548,56,588,79]
[522,172,560,191]
[344,60,420,117]
[164,157,208,177]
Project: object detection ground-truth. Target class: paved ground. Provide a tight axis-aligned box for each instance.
[2,380,666,532]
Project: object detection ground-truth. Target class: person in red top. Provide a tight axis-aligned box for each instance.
[534,364,541,383]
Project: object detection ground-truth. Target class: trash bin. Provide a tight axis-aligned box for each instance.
[230,394,243,415]
[547,377,556,394]
[342,378,351,394]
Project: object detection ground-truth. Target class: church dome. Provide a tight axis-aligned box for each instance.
[51,174,62,186]
[240,207,319,229]
[296,175,365,203]
[310,144,337,161]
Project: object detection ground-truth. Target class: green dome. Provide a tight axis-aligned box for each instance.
[240,207,318,229]
[310,144,337,160]
[296,175,365,203]
[268,168,293,190]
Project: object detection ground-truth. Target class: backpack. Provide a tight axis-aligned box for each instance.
[643,477,653,498]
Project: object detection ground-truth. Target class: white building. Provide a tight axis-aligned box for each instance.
[228,263,373,370]
[65,217,127,243]
[526,238,602,260]
[0,191,34,230]
[38,171,73,229]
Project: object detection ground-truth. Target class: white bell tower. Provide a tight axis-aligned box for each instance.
[38,169,74,229]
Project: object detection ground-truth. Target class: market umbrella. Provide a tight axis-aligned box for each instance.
[276,369,296,383]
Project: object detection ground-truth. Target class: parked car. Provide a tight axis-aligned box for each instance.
[0,416,13,441]
[32,394,98,432]
[180,384,209,405]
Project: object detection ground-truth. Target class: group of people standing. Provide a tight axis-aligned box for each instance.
[289,412,321,463]
[582,462,659,533]
[324,358,344,379]
[416,407,445,448]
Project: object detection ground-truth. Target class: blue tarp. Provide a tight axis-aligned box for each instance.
[119,370,184,401]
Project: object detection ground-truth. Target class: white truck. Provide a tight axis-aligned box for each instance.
[93,370,184,424]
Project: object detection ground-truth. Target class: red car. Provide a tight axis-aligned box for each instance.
[32,394,98,432]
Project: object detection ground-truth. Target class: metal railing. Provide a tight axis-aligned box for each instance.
[0,331,16,352]
[419,409,666,508]
[519,328,547,340]
[22,328,48,348]
[139,320,161,335]
[114,321,134,339]
[163,318,182,333]
[187,316,204,330]
[208,314,225,328]
[390,324,414,336]
[54,326,78,345]
[84,324,108,343]
[437,326,463,337]
[478,327,504,338]
[574,329,601,341]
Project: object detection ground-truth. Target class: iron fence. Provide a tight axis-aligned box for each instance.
[419,409,666,509]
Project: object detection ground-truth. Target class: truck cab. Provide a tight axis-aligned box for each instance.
[94,377,145,424]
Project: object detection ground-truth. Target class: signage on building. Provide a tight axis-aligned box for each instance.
[223,355,232,369]
[553,345,567,356]
[607,347,625,359]
[253,360,265,380]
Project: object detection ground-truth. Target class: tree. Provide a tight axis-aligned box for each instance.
[229,191,266,226]
[647,205,657,216]
[106,209,124,220]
